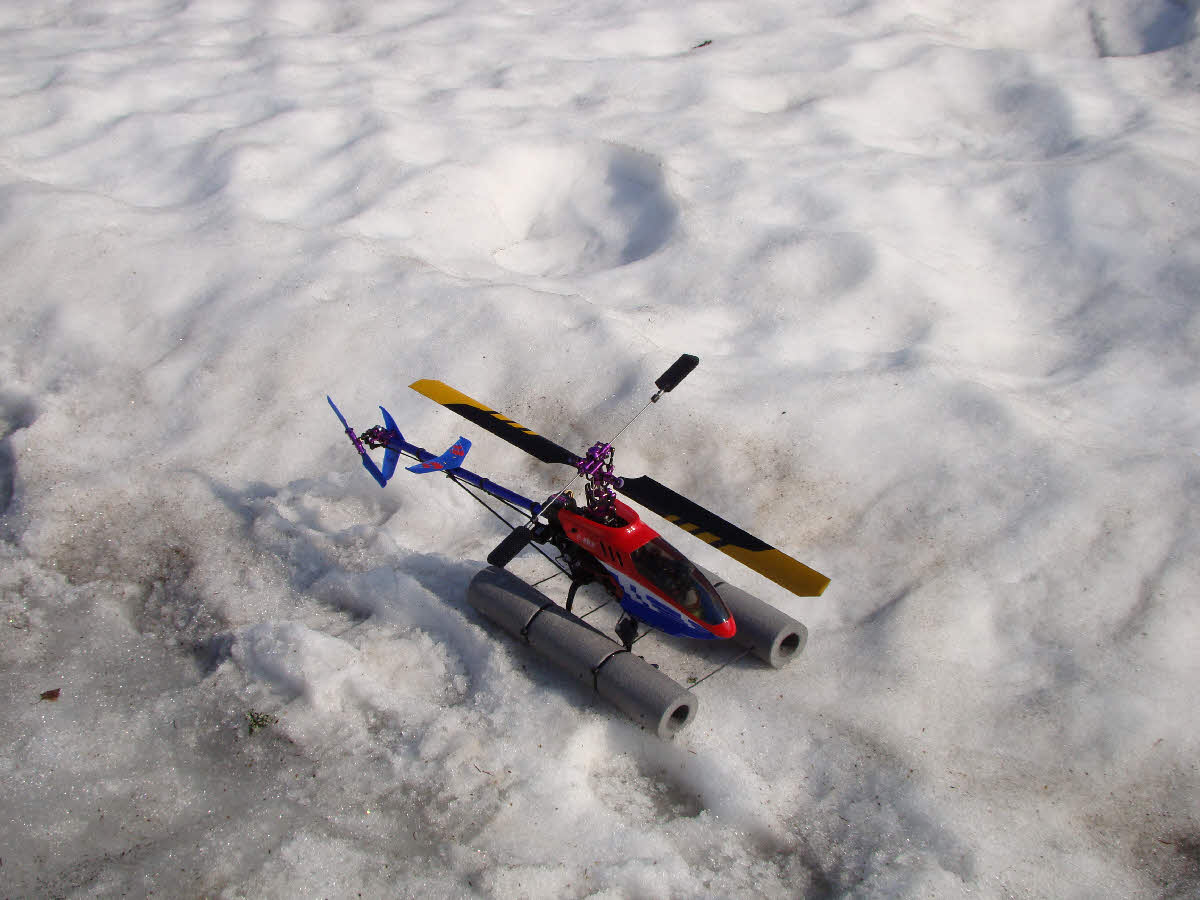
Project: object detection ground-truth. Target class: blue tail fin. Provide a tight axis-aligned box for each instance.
[406,436,471,474]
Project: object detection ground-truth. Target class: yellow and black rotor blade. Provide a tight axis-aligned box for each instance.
[617,475,830,597]
[409,379,580,467]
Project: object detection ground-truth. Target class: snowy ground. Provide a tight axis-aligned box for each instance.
[2,0,1199,896]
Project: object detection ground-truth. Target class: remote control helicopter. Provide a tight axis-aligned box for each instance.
[328,355,829,737]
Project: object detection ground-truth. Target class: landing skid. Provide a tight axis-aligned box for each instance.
[504,562,789,698]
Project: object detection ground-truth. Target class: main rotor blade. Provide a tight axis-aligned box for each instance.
[617,475,830,597]
[409,379,581,467]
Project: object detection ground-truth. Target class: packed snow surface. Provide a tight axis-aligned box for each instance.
[2,0,1199,896]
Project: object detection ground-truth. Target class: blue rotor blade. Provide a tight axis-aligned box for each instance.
[327,395,351,429]
[328,396,388,487]
[379,406,402,482]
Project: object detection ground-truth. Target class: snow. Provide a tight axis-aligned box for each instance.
[2,0,1198,896]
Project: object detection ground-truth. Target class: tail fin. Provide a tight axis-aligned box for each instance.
[406,436,471,474]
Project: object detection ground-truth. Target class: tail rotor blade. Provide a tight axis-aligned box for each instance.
[409,379,580,467]
[327,396,388,488]
[617,475,830,597]
[379,406,402,482]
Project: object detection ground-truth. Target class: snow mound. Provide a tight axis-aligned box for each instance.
[488,143,678,278]
[1089,0,1197,57]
